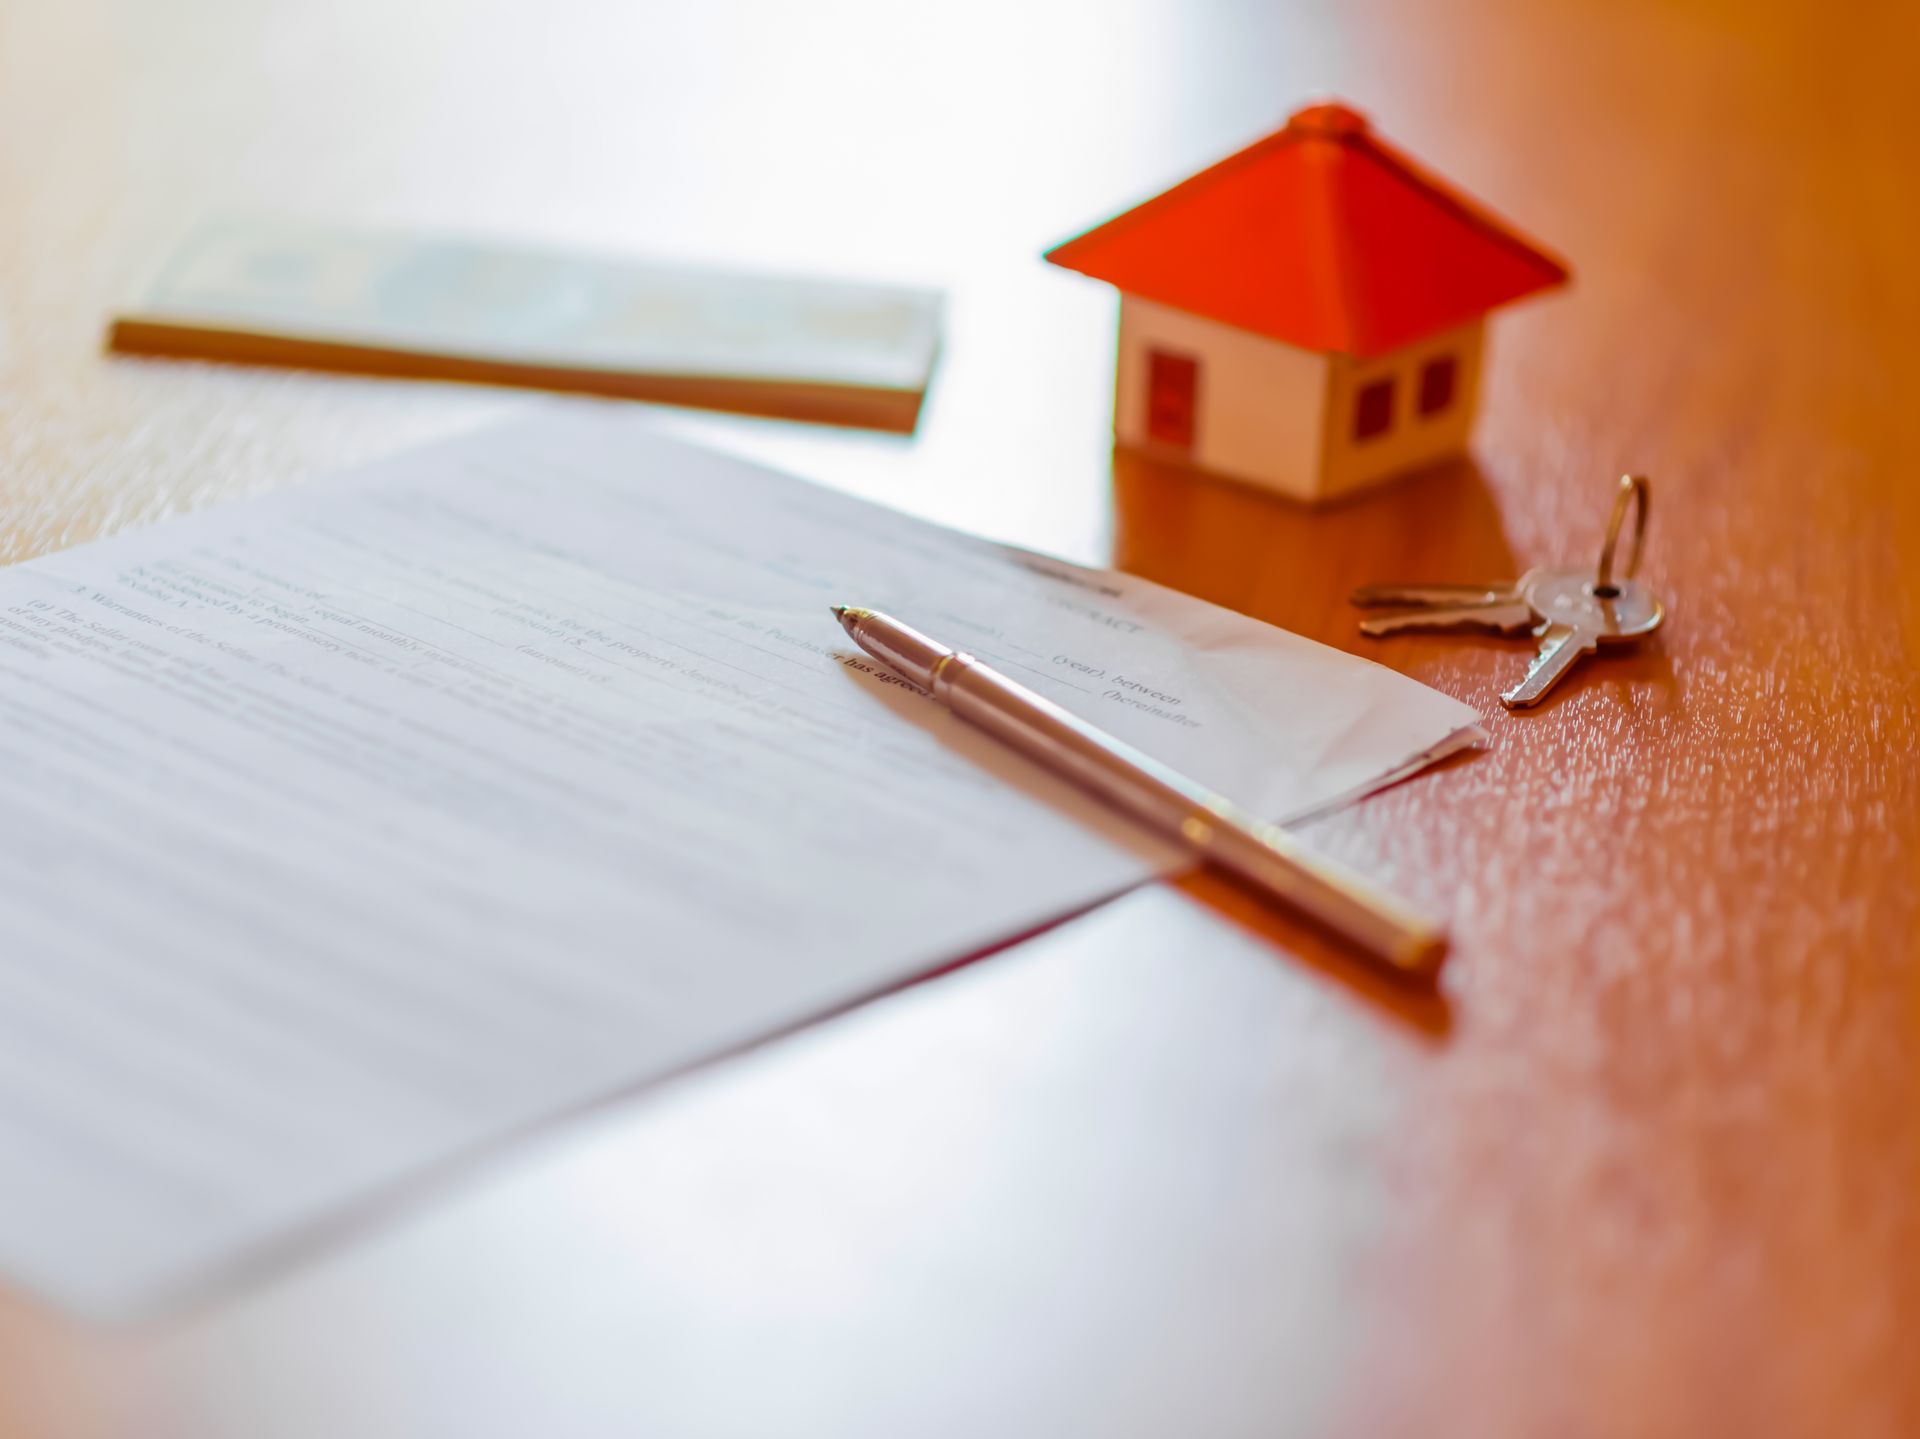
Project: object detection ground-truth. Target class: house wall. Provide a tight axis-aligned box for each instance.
[1113,297,1327,500]
[1318,321,1485,498]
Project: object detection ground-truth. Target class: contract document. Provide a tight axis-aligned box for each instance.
[0,413,1479,1317]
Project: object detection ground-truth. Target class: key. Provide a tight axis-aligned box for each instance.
[1355,598,1538,637]
[1352,473,1667,710]
[1350,571,1542,637]
[1350,579,1525,609]
[1503,567,1665,708]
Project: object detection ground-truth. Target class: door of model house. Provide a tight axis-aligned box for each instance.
[1145,348,1199,453]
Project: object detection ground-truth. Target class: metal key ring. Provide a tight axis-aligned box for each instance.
[1595,474,1649,593]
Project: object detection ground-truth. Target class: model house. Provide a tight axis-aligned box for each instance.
[1046,102,1570,502]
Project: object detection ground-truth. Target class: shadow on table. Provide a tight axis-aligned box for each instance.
[1171,865,1456,1042]
[1109,444,1519,649]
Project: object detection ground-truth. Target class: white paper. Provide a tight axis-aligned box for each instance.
[0,413,1478,1317]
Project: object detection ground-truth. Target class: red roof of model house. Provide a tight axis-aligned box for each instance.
[1046,102,1570,359]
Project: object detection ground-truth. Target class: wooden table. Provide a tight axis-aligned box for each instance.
[3,0,1916,1433]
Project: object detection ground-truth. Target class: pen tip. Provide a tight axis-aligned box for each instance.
[830,604,848,619]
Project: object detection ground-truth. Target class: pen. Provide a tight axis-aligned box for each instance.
[832,605,1447,978]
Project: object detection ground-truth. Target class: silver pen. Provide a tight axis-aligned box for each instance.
[833,606,1447,978]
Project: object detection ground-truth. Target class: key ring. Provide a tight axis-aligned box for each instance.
[1594,474,1649,595]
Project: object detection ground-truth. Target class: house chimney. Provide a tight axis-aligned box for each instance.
[1288,101,1370,138]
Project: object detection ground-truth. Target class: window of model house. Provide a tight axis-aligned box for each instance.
[1419,355,1458,417]
[1145,349,1199,451]
[1353,377,1394,441]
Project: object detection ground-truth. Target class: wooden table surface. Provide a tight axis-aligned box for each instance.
[3,0,1917,1434]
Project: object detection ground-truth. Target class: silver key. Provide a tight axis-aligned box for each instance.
[1351,571,1543,637]
[1351,474,1667,710]
[1502,568,1664,708]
